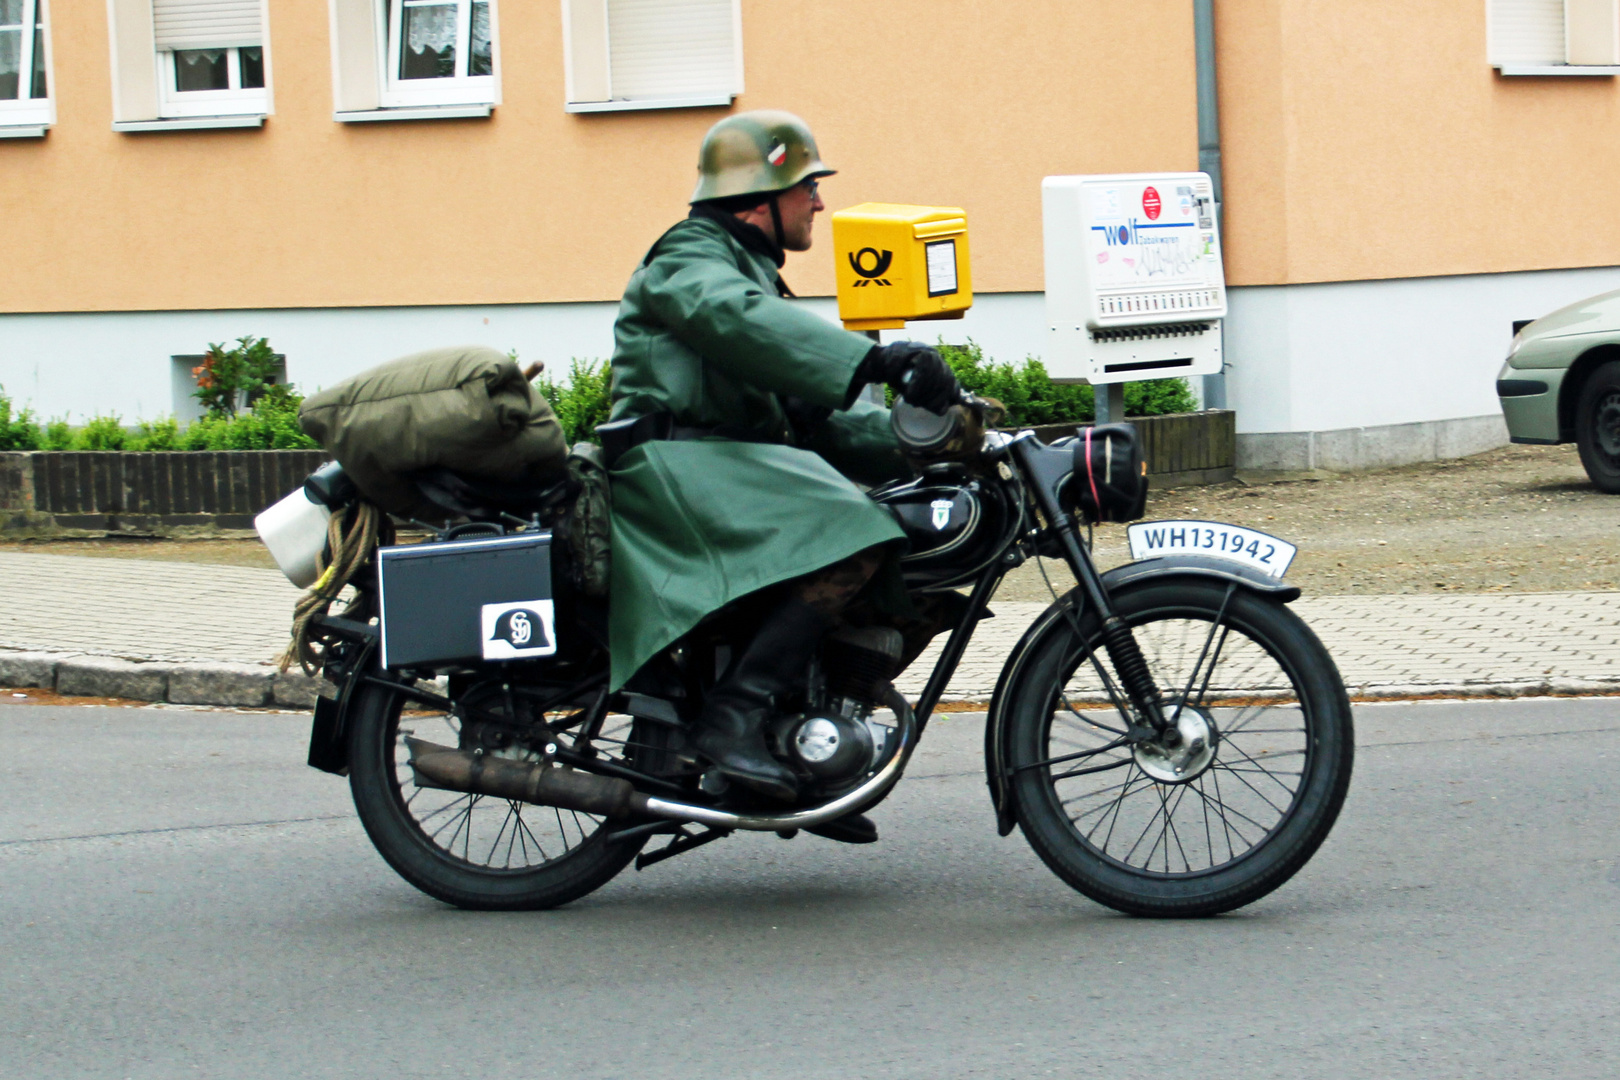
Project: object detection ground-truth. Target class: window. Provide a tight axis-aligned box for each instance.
[154,0,268,117]
[563,0,743,113]
[382,0,495,106]
[329,0,499,119]
[1489,0,1620,73]
[0,0,51,130]
[171,353,286,421]
[107,0,270,128]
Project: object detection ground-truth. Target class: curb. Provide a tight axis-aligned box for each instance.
[6,647,1620,711]
[0,649,329,708]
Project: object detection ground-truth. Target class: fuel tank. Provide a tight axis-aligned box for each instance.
[871,469,1010,591]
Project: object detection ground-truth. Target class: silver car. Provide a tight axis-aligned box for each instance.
[1497,289,1620,492]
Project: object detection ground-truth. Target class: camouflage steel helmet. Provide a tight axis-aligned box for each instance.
[690,110,836,204]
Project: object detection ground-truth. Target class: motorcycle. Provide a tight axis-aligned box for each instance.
[273,392,1353,917]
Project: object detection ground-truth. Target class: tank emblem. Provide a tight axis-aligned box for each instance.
[930,499,953,530]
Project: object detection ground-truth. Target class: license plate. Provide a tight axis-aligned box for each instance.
[1126,519,1297,579]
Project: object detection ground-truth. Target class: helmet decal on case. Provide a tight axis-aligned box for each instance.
[489,608,549,650]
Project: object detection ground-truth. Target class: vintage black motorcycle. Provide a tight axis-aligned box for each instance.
[285,395,1353,917]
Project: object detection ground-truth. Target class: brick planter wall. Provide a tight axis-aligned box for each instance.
[0,450,328,536]
[1016,409,1236,488]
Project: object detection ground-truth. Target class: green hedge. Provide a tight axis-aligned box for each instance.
[535,358,614,448]
[0,385,41,451]
[935,341,1197,424]
[533,342,1200,445]
[0,383,318,452]
[4,340,1203,455]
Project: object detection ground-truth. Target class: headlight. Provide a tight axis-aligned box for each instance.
[1507,332,1525,360]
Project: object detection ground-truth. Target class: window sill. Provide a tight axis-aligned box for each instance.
[335,104,493,123]
[0,124,48,139]
[566,94,734,114]
[113,115,266,133]
[1495,63,1620,77]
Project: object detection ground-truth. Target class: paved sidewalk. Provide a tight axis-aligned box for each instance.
[2,551,1618,701]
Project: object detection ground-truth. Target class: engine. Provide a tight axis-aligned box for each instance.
[771,626,905,789]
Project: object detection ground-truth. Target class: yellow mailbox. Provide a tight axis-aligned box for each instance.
[832,203,973,331]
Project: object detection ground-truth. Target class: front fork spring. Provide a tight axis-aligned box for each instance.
[1101,616,1167,733]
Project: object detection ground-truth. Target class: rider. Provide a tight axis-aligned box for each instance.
[603,110,961,814]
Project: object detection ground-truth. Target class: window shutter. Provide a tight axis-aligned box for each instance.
[606,0,738,100]
[153,0,263,52]
[1488,0,1566,65]
[1567,0,1620,64]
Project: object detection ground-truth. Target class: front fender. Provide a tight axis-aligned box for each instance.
[1097,554,1300,603]
[982,556,1298,836]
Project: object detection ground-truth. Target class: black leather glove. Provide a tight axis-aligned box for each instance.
[857,342,962,414]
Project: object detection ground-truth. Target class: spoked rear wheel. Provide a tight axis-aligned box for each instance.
[348,676,671,910]
[1006,578,1353,916]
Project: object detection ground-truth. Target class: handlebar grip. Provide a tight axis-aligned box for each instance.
[897,366,979,407]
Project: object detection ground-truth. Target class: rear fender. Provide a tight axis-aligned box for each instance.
[982,556,1299,835]
[305,617,379,776]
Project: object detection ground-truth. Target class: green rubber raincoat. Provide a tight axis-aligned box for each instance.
[606,215,911,689]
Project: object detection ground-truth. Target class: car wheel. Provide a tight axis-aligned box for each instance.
[1575,360,1620,494]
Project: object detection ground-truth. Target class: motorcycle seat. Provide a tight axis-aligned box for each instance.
[412,467,575,520]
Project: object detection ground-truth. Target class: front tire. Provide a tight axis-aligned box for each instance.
[1005,578,1353,917]
[348,677,655,910]
[1575,360,1620,494]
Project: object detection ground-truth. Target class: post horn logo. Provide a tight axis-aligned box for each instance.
[489,608,549,650]
[848,247,894,287]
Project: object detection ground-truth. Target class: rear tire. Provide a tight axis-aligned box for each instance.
[348,678,653,910]
[1575,360,1620,494]
[1005,578,1354,917]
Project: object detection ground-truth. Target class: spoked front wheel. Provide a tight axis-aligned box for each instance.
[1005,577,1353,916]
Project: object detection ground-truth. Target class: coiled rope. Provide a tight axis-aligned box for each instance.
[279,500,394,675]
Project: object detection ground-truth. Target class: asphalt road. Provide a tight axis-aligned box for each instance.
[1,698,1617,1079]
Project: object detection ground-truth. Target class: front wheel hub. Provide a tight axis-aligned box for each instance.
[1133,705,1217,783]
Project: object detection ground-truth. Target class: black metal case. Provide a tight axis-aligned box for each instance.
[377,532,555,669]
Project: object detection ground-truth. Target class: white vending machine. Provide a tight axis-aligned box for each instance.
[1042,172,1226,385]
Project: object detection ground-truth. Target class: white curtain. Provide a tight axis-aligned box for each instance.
[405,4,457,55]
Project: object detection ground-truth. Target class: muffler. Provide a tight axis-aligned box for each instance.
[406,738,648,819]
[403,688,918,834]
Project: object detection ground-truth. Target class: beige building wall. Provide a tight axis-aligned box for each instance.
[1219,0,1620,287]
[1,0,1196,314]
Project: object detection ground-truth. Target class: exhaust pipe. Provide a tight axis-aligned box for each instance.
[403,690,918,833]
[406,738,648,819]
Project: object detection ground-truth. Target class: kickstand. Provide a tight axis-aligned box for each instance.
[634,825,733,871]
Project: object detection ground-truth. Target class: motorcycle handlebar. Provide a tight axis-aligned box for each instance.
[889,385,997,458]
[895,368,988,417]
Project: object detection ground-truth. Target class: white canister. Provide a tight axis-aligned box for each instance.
[255,488,333,588]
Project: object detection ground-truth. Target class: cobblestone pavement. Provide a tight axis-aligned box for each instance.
[2,551,1617,699]
[903,591,1620,699]
[0,552,298,665]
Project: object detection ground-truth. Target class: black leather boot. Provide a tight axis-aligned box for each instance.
[692,598,829,802]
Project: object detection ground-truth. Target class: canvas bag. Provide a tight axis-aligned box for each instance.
[299,346,567,515]
[564,442,612,598]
